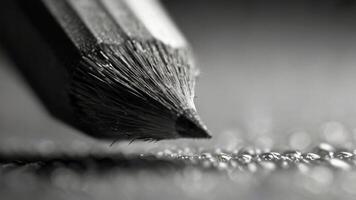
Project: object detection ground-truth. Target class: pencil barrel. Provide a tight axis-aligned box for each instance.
[0,0,209,140]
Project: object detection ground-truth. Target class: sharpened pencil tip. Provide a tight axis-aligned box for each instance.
[175,111,212,139]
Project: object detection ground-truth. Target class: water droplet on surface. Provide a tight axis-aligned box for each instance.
[334,151,354,160]
[313,143,335,160]
[329,158,351,170]
[217,153,232,162]
[236,153,253,165]
[282,150,302,162]
[199,152,213,160]
[302,153,321,163]
[260,152,281,161]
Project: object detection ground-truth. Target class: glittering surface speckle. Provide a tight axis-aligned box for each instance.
[1,138,356,200]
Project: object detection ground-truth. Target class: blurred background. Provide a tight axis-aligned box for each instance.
[1,0,356,200]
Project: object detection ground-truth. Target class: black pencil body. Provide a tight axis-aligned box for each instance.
[0,0,210,140]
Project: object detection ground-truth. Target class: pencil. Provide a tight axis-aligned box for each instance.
[0,0,211,140]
